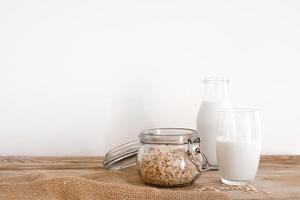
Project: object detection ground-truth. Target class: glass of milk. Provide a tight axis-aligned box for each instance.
[216,108,261,185]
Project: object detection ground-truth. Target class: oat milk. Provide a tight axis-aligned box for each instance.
[216,137,261,181]
[196,78,231,166]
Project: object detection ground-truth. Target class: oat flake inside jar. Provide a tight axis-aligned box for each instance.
[137,128,209,187]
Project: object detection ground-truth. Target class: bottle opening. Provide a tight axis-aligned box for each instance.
[203,77,229,83]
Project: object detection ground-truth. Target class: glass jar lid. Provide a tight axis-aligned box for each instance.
[104,140,139,170]
[140,128,199,145]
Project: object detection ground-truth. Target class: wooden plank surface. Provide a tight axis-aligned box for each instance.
[0,156,299,199]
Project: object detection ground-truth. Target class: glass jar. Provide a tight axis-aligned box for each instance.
[137,128,208,187]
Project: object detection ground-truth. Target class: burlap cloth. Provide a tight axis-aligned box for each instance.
[0,162,229,200]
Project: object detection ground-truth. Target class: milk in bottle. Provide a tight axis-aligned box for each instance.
[196,78,231,166]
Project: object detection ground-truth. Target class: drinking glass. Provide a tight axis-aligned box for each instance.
[216,108,261,185]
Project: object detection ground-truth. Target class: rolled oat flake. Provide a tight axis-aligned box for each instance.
[137,128,214,187]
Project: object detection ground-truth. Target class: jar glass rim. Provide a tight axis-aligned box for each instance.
[203,77,229,83]
[219,108,259,113]
[140,128,198,144]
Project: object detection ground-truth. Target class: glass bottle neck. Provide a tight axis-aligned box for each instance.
[202,80,229,102]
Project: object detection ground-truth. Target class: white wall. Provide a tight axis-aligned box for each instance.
[0,0,299,156]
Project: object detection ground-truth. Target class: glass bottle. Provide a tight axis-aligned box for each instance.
[196,77,231,167]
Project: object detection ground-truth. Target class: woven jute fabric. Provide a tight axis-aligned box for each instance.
[0,162,229,200]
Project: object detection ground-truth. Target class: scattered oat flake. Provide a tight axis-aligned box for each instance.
[195,184,259,193]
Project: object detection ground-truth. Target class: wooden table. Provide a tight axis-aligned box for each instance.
[0,156,299,199]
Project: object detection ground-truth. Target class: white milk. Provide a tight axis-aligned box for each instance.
[197,78,231,166]
[216,137,261,182]
[197,101,220,165]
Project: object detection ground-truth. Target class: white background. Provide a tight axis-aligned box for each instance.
[0,0,299,156]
